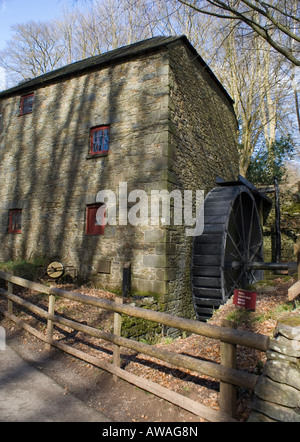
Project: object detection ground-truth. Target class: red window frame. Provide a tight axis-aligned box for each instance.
[90,126,110,155]
[8,209,22,234]
[86,204,105,235]
[20,93,34,115]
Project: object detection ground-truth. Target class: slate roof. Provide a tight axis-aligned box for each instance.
[0,35,233,104]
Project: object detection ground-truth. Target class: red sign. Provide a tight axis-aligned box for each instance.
[233,289,257,310]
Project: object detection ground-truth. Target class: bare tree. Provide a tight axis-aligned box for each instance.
[0,21,67,83]
[207,17,294,175]
[0,0,157,86]
[176,0,300,65]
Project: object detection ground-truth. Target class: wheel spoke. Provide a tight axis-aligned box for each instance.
[226,232,244,261]
[248,270,259,284]
[230,198,245,251]
[247,201,255,259]
[249,241,263,261]
[224,268,246,295]
[224,192,263,297]
[239,193,247,251]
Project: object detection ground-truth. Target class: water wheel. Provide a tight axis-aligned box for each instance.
[192,185,264,322]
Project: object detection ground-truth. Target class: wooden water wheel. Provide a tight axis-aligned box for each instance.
[192,177,269,322]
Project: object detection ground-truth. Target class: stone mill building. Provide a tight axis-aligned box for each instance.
[0,35,239,319]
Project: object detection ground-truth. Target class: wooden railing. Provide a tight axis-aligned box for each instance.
[0,270,270,422]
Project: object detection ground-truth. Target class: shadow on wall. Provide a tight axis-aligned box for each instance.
[0,58,166,285]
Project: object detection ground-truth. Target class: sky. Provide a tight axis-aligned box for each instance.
[0,0,73,50]
[0,0,79,89]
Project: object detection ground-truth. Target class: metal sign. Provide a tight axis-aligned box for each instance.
[233,289,257,310]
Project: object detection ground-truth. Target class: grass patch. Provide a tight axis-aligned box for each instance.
[225,309,256,326]
[0,257,49,280]
[226,300,300,326]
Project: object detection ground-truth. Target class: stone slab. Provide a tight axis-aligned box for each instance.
[264,360,300,390]
[255,376,300,408]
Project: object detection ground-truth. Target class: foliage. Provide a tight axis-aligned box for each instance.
[246,135,295,185]
[0,257,48,280]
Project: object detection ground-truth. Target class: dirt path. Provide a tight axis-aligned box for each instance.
[4,329,204,422]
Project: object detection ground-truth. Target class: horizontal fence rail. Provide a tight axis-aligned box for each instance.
[0,270,270,422]
[0,271,270,350]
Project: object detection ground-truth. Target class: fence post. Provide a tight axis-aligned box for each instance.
[46,294,55,350]
[220,319,237,418]
[113,297,123,380]
[122,263,131,298]
[296,238,300,281]
[7,282,14,315]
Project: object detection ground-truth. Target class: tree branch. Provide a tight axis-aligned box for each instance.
[258,0,300,21]
[240,0,300,42]
[176,0,241,20]
[176,0,300,65]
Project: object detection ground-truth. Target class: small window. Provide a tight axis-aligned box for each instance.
[86,204,105,235]
[20,93,34,115]
[8,209,22,234]
[90,126,110,155]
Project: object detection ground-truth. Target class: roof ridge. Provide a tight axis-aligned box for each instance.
[0,35,233,104]
[0,35,182,97]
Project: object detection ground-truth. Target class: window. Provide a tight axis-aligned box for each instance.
[8,209,22,234]
[90,126,110,156]
[86,204,105,235]
[20,93,34,115]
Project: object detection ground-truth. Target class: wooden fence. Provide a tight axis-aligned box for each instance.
[0,270,270,422]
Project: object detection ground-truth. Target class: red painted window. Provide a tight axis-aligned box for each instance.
[90,126,110,155]
[86,204,105,235]
[20,93,34,115]
[8,209,22,234]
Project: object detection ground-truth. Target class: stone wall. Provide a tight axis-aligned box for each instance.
[0,49,170,298]
[248,321,300,422]
[164,43,239,319]
[0,38,239,319]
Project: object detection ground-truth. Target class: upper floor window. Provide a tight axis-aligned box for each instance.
[8,209,22,234]
[90,126,110,156]
[20,93,34,115]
